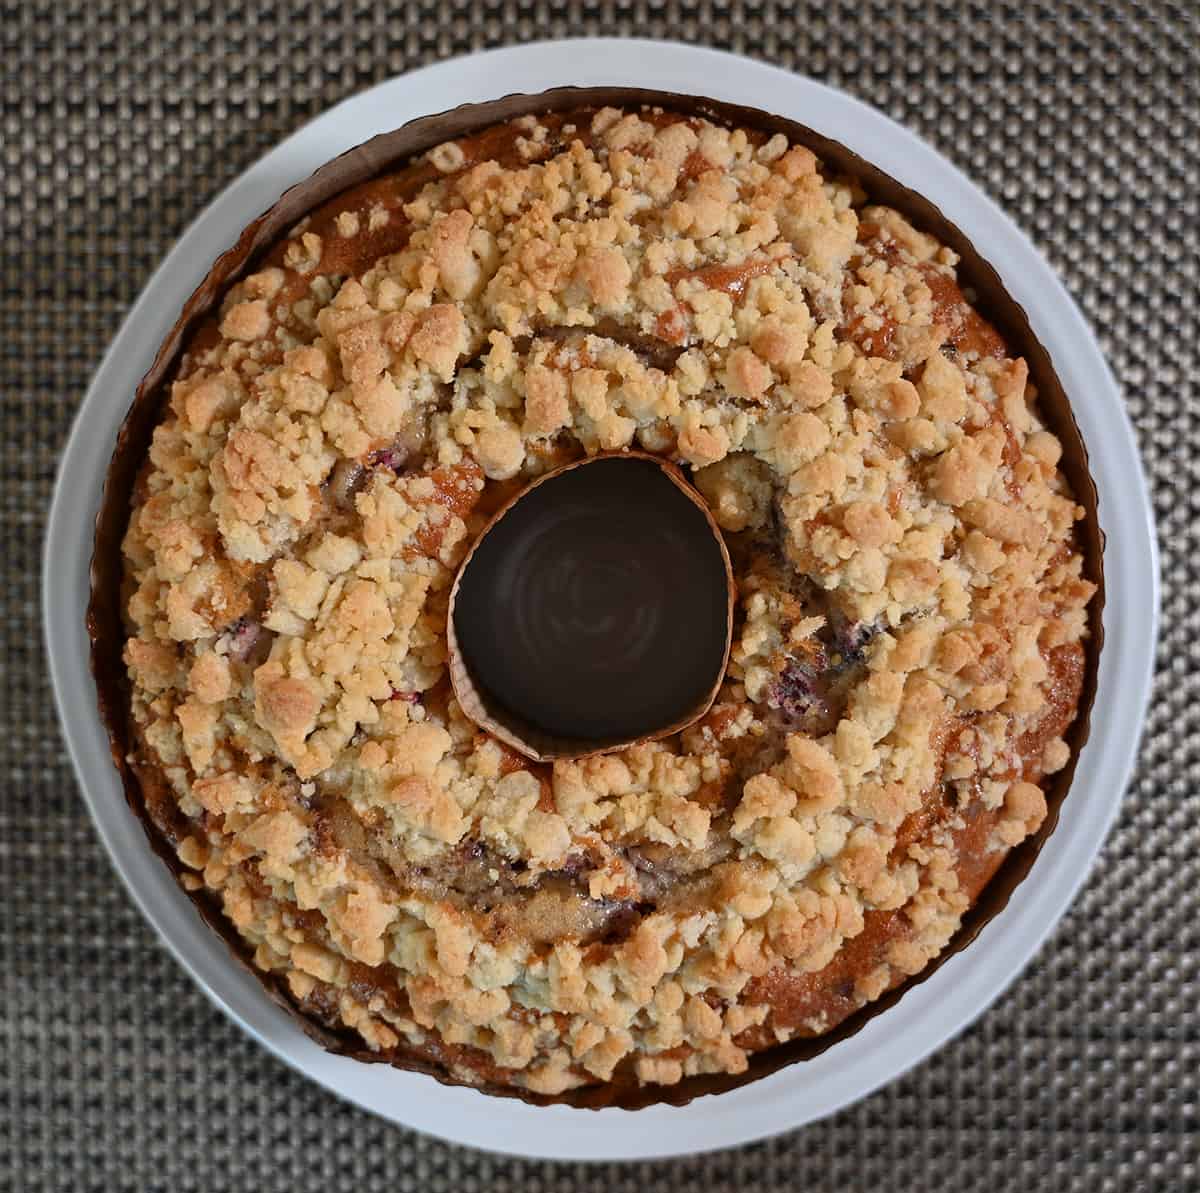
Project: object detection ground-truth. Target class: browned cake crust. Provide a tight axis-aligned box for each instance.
[96,96,1100,1105]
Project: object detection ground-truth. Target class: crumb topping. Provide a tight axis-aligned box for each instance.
[120,106,1096,1095]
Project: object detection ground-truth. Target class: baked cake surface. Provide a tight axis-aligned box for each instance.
[115,105,1097,1098]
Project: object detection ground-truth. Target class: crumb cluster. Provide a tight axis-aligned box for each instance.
[120,107,1095,1095]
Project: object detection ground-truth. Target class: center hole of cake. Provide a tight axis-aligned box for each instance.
[452,456,730,744]
[545,535,663,666]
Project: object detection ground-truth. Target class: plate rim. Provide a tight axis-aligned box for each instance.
[44,37,1159,1161]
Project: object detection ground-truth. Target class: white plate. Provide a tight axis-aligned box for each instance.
[44,39,1158,1161]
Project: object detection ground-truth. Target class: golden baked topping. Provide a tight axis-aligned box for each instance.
[117,106,1096,1097]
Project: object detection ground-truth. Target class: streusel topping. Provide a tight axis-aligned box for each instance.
[120,107,1095,1094]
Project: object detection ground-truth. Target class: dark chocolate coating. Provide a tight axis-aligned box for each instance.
[453,457,730,743]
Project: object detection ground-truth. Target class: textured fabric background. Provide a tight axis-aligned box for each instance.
[4,1,1196,1188]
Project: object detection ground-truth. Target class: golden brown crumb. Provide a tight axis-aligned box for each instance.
[118,106,1095,1096]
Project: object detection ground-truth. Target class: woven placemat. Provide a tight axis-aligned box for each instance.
[3,2,1196,1188]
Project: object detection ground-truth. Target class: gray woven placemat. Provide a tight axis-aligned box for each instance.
[3,2,1196,1189]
